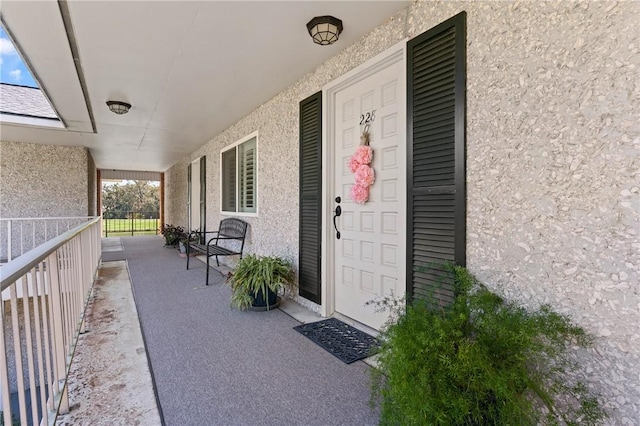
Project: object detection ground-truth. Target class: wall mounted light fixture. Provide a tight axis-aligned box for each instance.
[106,100,131,115]
[306,16,343,46]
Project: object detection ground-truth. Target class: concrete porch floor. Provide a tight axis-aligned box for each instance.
[60,236,379,425]
[55,261,161,426]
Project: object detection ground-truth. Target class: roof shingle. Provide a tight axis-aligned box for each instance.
[0,83,58,119]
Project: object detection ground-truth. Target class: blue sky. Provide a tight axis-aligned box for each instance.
[0,27,38,87]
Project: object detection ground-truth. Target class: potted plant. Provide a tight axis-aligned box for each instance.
[161,224,184,247]
[226,255,295,311]
[178,232,199,257]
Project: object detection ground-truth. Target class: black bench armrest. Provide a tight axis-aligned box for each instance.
[206,235,241,245]
[189,230,218,236]
[188,230,218,244]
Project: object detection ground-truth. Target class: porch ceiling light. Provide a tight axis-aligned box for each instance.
[106,100,131,115]
[306,16,343,46]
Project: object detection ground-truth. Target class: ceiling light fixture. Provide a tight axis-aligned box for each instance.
[106,100,131,115]
[306,16,343,46]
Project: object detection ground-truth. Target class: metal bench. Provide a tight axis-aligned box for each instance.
[186,218,248,285]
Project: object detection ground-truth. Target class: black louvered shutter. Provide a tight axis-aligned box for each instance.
[187,163,192,230]
[407,12,466,305]
[199,156,206,236]
[299,92,322,303]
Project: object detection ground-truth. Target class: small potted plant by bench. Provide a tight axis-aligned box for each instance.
[178,233,199,257]
[161,224,184,247]
[226,255,295,311]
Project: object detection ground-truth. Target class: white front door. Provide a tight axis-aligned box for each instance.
[328,47,406,331]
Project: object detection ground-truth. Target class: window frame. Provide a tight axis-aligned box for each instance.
[220,131,259,217]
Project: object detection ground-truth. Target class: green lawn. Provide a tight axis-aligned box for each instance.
[102,218,159,236]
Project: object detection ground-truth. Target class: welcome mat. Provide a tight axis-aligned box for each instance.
[294,318,379,364]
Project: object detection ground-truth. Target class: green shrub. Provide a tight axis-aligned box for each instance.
[371,265,605,425]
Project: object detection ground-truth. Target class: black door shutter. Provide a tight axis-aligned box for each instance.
[199,155,206,235]
[299,91,322,303]
[187,163,192,230]
[407,12,466,305]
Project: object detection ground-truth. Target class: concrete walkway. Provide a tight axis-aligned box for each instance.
[56,260,161,426]
[60,236,380,425]
[101,236,379,426]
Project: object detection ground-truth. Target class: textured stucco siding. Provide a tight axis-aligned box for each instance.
[87,151,97,216]
[458,2,640,422]
[0,140,91,218]
[165,1,639,422]
[164,156,189,229]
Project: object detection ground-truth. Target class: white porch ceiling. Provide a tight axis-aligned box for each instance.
[0,1,408,172]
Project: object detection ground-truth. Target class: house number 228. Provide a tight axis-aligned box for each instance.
[360,109,376,125]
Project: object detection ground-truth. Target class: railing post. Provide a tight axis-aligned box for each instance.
[7,219,12,262]
[47,250,70,415]
[58,385,69,417]
[22,270,40,425]
[32,222,36,255]
[10,280,28,424]
[0,289,11,420]
[79,232,88,335]
[20,221,24,257]
[32,263,50,426]
[38,260,54,423]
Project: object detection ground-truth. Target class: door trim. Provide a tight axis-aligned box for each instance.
[321,41,407,318]
[189,156,202,231]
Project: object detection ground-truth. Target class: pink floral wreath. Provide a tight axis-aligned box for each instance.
[349,141,374,204]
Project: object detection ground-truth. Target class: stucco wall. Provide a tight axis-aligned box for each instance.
[165,1,639,421]
[164,156,189,229]
[87,151,97,216]
[458,2,640,422]
[0,140,91,218]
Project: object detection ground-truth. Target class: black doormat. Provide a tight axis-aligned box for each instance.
[294,318,379,364]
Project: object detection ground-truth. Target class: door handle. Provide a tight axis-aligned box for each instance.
[333,196,342,240]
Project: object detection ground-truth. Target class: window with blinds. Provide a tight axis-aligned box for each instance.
[221,134,257,214]
[222,149,236,212]
[238,139,255,212]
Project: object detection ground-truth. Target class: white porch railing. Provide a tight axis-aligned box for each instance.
[0,217,94,263]
[0,217,101,425]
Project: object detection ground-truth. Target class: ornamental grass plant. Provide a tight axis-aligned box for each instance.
[371,265,605,425]
[226,254,295,310]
